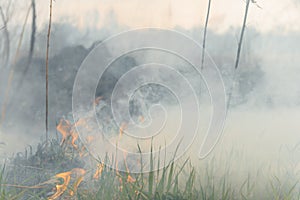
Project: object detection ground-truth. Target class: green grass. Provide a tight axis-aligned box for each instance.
[0,136,300,199]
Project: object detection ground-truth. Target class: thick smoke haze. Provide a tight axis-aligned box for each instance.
[0,1,299,189]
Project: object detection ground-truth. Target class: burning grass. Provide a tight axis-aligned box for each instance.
[0,122,300,199]
[0,131,198,199]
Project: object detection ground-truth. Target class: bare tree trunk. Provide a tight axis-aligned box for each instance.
[15,0,36,89]
[0,5,31,128]
[0,6,10,68]
[227,0,251,109]
[234,0,250,69]
[201,0,212,70]
[45,0,53,142]
[29,0,36,66]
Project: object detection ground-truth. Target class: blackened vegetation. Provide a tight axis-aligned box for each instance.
[5,138,85,199]
[4,42,140,136]
[4,34,264,138]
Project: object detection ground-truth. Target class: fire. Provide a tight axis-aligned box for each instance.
[70,131,78,149]
[79,146,87,157]
[115,152,136,186]
[127,174,136,183]
[93,163,105,179]
[48,168,86,200]
[73,117,88,128]
[48,171,71,200]
[56,117,98,159]
[79,135,96,157]
[119,122,127,138]
[69,168,86,196]
[56,119,72,146]
[56,118,88,150]
[139,115,145,123]
[86,135,95,143]
[123,152,136,183]
[94,96,103,106]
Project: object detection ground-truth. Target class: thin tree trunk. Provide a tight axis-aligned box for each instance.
[45,0,53,142]
[201,0,212,70]
[15,0,37,89]
[0,6,10,68]
[29,0,36,65]
[227,0,251,109]
[0,5,31,127]
[234,0,250,69]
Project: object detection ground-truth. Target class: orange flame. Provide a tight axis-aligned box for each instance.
[69,168,86,196]
[94,96,103,106]
[79,146,87,158]
[48,171,72,200]
[56,119,72,145]
[93,163,105,179]
[56,119,83,149]
[119,122,127,138]
[70,131,79,149]
[127,174,136,183]
[86,135,95,144]
[48,168,86,200]
[78,135,95,157]
[139,115,145,123]
[73,117,87,127]
[123,152,136,183]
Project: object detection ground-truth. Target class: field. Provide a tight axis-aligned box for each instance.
[1,0,300,199]
[1,108,300,200]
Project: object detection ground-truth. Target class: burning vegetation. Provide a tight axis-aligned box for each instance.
[0,108,200,199]
[1,94,300,199]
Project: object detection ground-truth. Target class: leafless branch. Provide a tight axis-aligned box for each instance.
[201,0,212,70]
[28,0,36,67]
[0,6,10,68]
[45,0,53,142]
[227,0,251,109]
[0,5,31,128]
[16,0,37,89]
[235,0,251,70]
